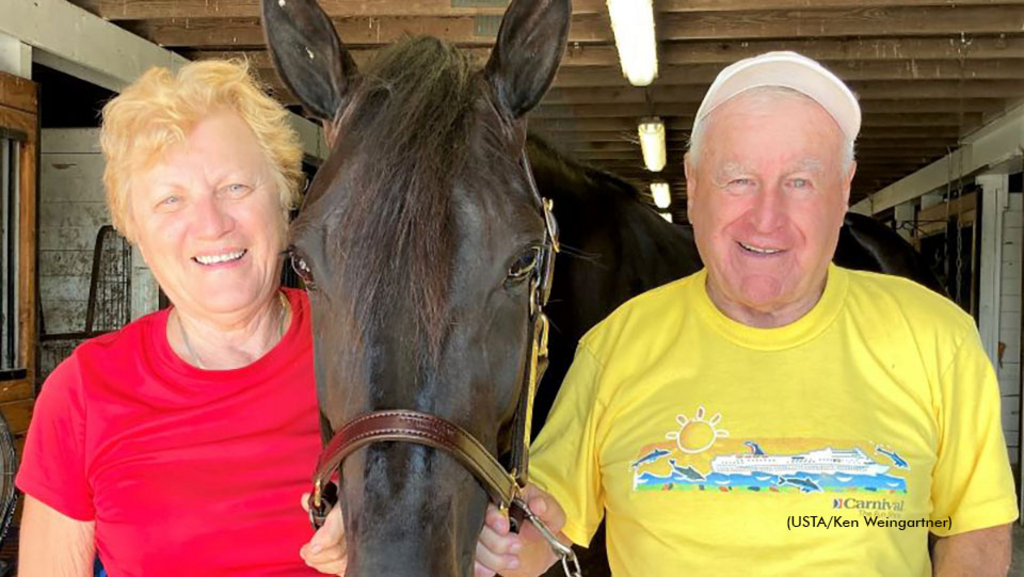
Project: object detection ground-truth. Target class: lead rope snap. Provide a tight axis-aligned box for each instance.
[510,497,582,577]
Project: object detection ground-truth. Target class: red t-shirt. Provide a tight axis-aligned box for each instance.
[17,288,323,576]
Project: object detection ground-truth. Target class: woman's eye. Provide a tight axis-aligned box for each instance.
[790,178,809,189]
[224,183,251,196]
[158,195,181,207]
[507,248,540,282]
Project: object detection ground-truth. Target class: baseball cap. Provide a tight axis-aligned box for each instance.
[695,51,861,140]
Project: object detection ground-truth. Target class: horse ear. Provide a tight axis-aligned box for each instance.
[261,0,358,121]
[484,0,571,119]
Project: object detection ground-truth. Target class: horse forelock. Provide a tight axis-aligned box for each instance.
[311,36,505,361]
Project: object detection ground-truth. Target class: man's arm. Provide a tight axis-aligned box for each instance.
[19,494,96,577]
[932,524,1012,577]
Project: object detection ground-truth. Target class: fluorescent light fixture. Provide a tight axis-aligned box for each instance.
[650,182,671,209]
[660,212,673,223]
[607,0,658,86]
[638,118,666,172]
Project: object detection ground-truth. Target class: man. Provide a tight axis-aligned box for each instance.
[475,52,1018,576]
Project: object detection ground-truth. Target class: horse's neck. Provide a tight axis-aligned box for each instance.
[525,139,701,430]
[526,141,700,332]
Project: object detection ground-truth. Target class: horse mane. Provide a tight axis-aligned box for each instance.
[328,36,483,354]
[525,134,643,203]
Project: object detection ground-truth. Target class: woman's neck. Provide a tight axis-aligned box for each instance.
[168,291,291,370]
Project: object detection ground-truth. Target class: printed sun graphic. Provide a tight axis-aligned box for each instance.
[666,406,729,454]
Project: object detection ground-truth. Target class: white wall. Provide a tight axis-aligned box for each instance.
[999,191,1022,466]
[39,128,158,377]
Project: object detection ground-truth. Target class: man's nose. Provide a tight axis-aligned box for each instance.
[748,184,786,233]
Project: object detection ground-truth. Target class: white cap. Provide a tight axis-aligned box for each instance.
[695,51,861,140]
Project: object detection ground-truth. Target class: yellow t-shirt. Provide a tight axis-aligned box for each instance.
[530,265,1018,576]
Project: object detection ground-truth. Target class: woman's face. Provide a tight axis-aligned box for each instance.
[129,110,287,320]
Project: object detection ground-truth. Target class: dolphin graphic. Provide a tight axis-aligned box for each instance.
[668,459,706,481]
[744,441,766,456]
[630,448,670,470]
[875,446,909,469]
[777,476,822,493]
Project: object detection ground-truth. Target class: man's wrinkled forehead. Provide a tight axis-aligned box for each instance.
[711,158,825,181]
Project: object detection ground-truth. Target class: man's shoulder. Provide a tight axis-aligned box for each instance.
[842,267,975,337]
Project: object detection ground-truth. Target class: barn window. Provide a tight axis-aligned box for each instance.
[0,128,24,380]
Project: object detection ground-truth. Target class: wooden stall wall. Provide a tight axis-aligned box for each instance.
[0,70,38,467]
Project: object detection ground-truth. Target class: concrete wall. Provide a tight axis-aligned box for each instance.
[1000,190,1023,466]
[38,128,158,378]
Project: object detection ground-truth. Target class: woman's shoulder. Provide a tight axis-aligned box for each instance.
[73,307,170,361]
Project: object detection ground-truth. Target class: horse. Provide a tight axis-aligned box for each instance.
[261,1,942,575]
[264,0,575,574]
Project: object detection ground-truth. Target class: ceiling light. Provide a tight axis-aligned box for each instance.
[650,182,671,209]
[638,118,666,172]
[607,0,658,86]
[660,212,673,223]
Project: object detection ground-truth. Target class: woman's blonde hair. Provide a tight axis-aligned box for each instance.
[101,59,304,241]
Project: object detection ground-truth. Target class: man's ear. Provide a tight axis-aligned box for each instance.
[841,160,856,208]
[684,153,697,216]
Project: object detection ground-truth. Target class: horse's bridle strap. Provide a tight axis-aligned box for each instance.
[311,410,520,509]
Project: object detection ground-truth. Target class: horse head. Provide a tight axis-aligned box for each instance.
[262,0,571,574]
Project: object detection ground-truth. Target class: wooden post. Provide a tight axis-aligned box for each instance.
[0,70,38,451]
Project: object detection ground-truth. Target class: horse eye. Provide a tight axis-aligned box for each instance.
[290,253,316,289]
[507,247,540,282]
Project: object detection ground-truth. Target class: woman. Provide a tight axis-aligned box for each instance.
[17,60,345,576]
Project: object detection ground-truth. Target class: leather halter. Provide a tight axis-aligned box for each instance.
[308,151,560,528]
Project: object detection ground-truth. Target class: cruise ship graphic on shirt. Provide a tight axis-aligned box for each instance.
[710,443,890,477]
[632,440,907,495]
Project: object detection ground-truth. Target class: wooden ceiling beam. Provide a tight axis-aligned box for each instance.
[565,140,956,153]
[530,113,983,132]
[120,14,613,48]
[117,6,1024,48]
[68,0,1024,21]
[542,80,1024,104]
[539,126,965,142]
[270,78,1024,107]
[189,36,1024,71]
[190,46,621,68]
[255,60,1024,94]
[532,99,1007,119]
[69,0,608,20]
[657,36,1024,64]
[574,150,950,162]
[551,60,1024,88]
[597,158,927,170]
[658,0,1024,11]
[655,7,1024,41]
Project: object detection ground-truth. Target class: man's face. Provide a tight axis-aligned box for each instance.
[686,91,855,317]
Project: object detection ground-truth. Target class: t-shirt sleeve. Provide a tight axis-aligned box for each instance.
[528,343,606,547]
[929,326,1018,536]
[15,355,95,521]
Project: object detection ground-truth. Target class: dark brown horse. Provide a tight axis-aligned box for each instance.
[261,1,942,575]
[264,0,573,575]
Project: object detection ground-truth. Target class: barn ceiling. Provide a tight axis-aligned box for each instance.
[65,0,1024,221]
